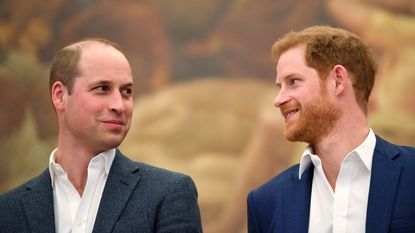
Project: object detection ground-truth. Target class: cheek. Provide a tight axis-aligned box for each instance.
[300,92,322,106]
[126,101,134,115]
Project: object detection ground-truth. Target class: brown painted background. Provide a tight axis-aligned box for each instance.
[1,0,414,232]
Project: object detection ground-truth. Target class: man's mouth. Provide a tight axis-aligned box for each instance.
[100,119,126,130]
[102,120,125,125]
[282,109,299,121]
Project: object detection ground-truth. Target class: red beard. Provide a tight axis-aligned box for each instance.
[281,93,341,144]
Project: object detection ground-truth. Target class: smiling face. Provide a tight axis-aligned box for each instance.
[58,43,134,154]
[274,45,340,144]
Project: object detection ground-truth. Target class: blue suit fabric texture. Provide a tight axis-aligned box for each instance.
[248,135,415,233]
[0,149,203,233]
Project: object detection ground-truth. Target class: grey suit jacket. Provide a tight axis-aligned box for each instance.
[0,150,203,233]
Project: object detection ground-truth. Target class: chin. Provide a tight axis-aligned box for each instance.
[284,127,313,143]
[109,139,123,148]
[284,130,300,142]
[283,124,299,141]
[102,136,125,150]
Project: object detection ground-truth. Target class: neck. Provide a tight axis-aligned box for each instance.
[312,112,369,190]
[54,140,101,196]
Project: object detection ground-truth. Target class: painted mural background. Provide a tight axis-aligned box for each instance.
[1,0,414,232]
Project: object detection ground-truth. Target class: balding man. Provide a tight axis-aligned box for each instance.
[0,38,202,233]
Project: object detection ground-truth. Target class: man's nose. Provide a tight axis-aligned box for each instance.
[273,89,289,108]
[109,92,126,113]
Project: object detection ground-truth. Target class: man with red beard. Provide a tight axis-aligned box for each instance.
[247,26,415,233]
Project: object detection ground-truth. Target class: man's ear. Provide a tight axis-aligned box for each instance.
[51,82,66,111]
[330,64,349,96]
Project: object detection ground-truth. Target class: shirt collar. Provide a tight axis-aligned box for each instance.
[352,128,376,172]
[298,128,376,179]
[49,148,116,189]
[299,146,314,179]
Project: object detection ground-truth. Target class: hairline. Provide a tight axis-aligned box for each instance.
[49,38,126,95]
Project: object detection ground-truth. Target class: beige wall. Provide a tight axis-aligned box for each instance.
[1,0,414,232]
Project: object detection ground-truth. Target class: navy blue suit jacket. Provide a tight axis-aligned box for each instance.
[248,136,415,233]
[0,150,202,233]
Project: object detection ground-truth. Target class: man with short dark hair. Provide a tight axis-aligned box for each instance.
[247,26,415,233]
[0,38,203,233]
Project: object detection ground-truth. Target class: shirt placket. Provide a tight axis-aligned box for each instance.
[333,155,356,233]
[72,159,104,233]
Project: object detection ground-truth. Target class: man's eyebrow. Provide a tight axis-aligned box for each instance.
[93,80,111,85]
[93,79,133,85]
[121,82,133,88]
[275,73,298,89]
[87,80,110,88]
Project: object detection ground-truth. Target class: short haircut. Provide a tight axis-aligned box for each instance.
[272,25,377,111]
[49,38,124,94]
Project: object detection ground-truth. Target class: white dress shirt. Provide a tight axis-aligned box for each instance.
[49,149,115,233]
[299,129,376,233]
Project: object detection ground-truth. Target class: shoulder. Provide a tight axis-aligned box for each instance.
[0,183,25,207]
[375,135,415,163]
[395,145,415,165]
[249,164,299,199]
[115,150,197,192]
[0,170,49,225]
[114,151,202,231]
[0,170,49,202]
[247,164,300,231]
[114,152,203,232]
[395,144,415,158]
[138,162,195,188]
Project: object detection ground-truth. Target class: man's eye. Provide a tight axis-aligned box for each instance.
[95,86,110,92]
[122,88,133,97]
[288,79,299,87]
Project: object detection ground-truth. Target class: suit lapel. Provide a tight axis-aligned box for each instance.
[92,150,141,233]
[21,169,56,233]
[284,165,313,233]
[366,136,402,233]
